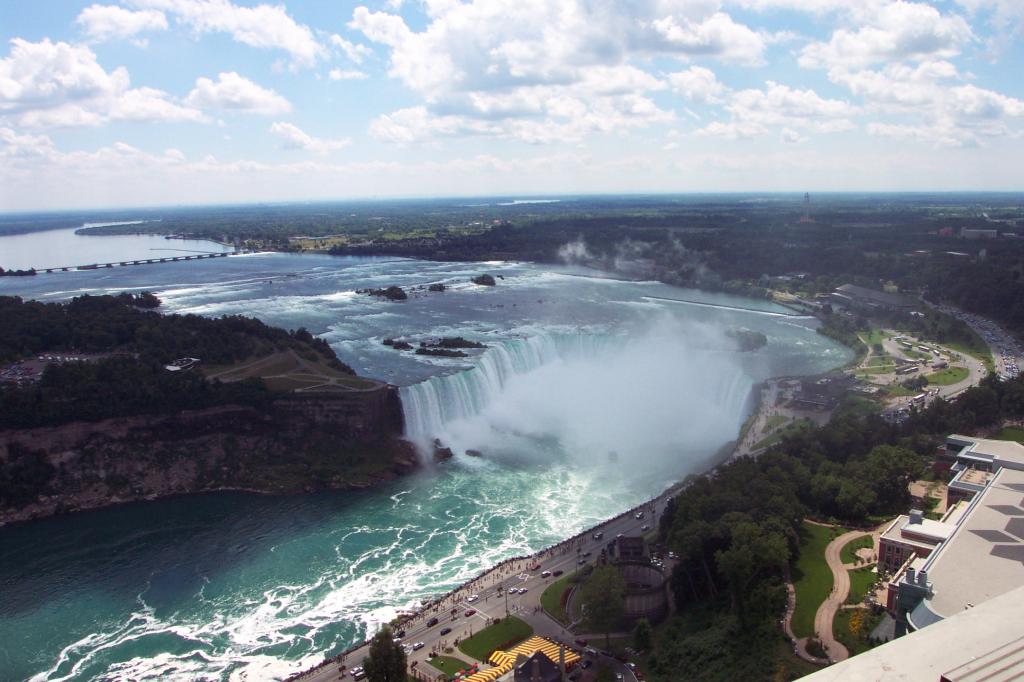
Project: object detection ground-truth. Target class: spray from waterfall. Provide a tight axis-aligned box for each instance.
[400,317,755,482]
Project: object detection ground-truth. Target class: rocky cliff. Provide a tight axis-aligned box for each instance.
[0,387,417,525]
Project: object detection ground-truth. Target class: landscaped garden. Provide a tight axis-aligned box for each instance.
[833,608,885,657]
[457,616,533,661]
[839,535,873,565]
[427,655,474,676]
[846,566,878,605]
[540,574,574,624]
[791,522,847,638]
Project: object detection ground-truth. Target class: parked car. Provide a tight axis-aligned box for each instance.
[574,638,588,647]
[464,609,476,617]
[440,627,452,636]
[541,570,551,578]
[552,570,564,577]
[413,642,425,650]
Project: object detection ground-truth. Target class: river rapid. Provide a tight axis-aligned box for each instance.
[0,246,850,681]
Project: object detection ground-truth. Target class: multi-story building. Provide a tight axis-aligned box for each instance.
[885,436,1024,636]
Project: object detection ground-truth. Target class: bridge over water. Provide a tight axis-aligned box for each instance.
[42,251,233,273]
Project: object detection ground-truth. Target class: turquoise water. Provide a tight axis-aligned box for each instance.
[0,248,851,681]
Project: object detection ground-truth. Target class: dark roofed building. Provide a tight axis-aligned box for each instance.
[513,651,561,682]
[609,536,647,563]
[832,284,914,312]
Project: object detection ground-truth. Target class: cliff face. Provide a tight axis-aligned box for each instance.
[0,387,417,525]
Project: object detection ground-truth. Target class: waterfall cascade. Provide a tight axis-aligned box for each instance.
[399,329,756,465]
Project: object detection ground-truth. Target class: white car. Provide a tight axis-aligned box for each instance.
[467,594,479,603]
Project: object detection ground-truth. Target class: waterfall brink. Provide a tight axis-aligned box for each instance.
[399,324,756,471]
[400,334,613,445]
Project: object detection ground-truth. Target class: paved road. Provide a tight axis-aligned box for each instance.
[297,499,666,682]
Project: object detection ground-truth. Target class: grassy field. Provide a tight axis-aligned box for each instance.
[458,616,532,661]
[754,418,812,450]
[995,426,1024,444]
[763,414,790,433]
[883,383,916,397]
[426,655,475,676]
[839,535,874,565]
[791,522,847,639]
[204,350,379,391]
[944,340,995,374]
[858,329,889,348]
[540,575,574,624]
[926,366,969,385]
[846,566,878,605]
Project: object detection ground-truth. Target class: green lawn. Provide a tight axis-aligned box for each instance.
[791,522,847,639]
[926,366,969,385]
[754,418,813,450]
[540,575,574,624]
[944,340,995,374]
[427,655,475,677]
[763,414,790,433]
[846,566,878,605]
[858,329,889,348]
[839,535,873,565]
[457,616,533,661]
[994,427,1024,444]
[883,384,916,397]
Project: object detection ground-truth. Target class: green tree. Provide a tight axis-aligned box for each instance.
[714,521,789,613]
[594,665,615,682]
[364,625,407,682]
[580,565,626,647]
[633,617,653,652]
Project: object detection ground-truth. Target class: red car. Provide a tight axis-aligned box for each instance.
[464,609,476,617]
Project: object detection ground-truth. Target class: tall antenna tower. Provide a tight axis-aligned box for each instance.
[800,192,813,223]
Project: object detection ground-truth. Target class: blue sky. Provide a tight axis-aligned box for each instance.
[1,0,1023,210]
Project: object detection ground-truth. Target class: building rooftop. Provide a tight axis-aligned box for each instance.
[802,585,1024,682]
[911,468,1024,625]
[880,513,956,551]
[947,434,1024,469]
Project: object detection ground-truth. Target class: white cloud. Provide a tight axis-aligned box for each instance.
[823,57,1024,146]
[329,68,368,81]
[349,1,764,144]
[780,127,808,143]
[0,38,204,127]
[76,4,168,44]
[954,0,1024,55]
[186,72,290,115]
[799,1,974,69]
[330,34,373,64]
[668,66,726,104]
[269,121,351,154]
[649,13,766,65]
[697,81,856,138]
[129,0,324,66]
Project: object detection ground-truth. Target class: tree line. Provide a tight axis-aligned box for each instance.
[647,373,1024,681]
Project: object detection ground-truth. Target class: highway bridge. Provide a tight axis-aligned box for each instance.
[43,251,231,273]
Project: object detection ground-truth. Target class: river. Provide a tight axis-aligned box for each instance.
[0,236,850,681]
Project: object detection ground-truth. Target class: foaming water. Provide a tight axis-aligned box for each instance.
[0,251,852,681]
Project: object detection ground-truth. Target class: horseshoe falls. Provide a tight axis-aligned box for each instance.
[0,253,852,682]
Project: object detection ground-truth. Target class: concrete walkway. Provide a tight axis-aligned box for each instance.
[812,530,869,662]
[782,573,830,667]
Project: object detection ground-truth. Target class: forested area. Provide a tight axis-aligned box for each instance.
[0,293,353,428]
[647,374,1024,681]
